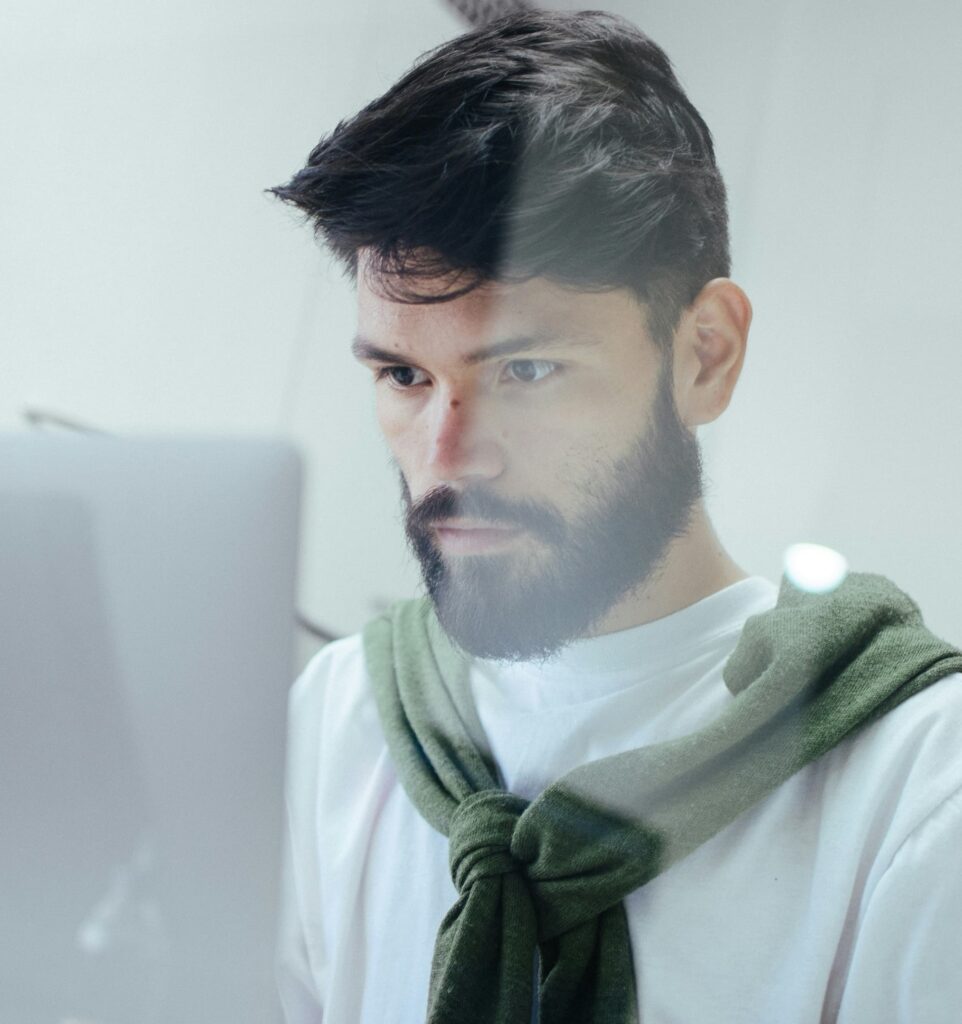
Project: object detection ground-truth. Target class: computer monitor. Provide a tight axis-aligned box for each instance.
[0,433,302,1024]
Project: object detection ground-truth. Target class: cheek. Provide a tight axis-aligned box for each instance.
[376,396,422,471]
[512,431,602,504]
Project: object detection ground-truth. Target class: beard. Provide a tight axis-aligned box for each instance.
[401,359,704,661]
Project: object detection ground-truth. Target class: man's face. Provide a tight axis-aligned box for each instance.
[354,269,703,660]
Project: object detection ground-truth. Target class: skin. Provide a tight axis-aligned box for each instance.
[353,256,754,640]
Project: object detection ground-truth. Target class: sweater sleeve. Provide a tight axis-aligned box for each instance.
[835,785,962,1024]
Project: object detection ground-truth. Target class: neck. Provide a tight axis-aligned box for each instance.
[588,502,749,638]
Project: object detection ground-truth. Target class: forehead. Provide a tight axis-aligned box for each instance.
[355,268,652,360]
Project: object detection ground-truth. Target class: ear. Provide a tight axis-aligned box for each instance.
[672,278,752,428]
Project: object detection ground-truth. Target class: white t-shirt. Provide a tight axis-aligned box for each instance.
[277,576,962,1023]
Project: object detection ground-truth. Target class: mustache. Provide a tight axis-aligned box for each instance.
[404,484,566,545]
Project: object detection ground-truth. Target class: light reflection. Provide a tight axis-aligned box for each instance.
[783,542,849,593]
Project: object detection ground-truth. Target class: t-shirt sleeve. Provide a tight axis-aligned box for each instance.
[275,658,330,1024]
[836,784,962,1023]
[276,835,324,1023]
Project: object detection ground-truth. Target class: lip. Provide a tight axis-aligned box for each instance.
[434,522,523,555]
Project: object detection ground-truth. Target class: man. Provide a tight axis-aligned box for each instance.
[271,11,962,1023]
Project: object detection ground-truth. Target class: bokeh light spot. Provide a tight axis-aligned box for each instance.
[783,542,849,593]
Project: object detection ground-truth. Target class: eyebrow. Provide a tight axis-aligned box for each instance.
[350,330,599,366]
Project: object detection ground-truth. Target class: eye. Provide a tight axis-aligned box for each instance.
[503,359,559,384]
[376,365,430,389]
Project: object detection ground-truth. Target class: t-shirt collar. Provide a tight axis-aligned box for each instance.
[475,575,778,680]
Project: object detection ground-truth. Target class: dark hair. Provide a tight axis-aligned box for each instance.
[270,9,730,349]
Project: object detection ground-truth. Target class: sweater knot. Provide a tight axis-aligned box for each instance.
[448,789,530,893]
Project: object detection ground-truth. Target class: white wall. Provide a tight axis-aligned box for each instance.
[3,0,960,662]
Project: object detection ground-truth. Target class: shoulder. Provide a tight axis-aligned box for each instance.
[822,669,962,870]
[289,631,372,728]
[285,631,388,806]
[851,668,962,787]
[288,596,434,723]
[825,682,962,1023]
[287,628,384,747]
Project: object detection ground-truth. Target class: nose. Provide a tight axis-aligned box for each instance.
[426,386,504,484]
